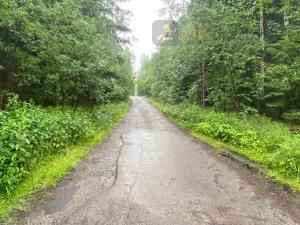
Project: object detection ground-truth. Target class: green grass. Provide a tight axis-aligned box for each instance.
[0,102,129,221]
[150,99,300,192]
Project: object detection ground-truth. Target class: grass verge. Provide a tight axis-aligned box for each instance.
[149,99,300,192]
[0,102,130,221]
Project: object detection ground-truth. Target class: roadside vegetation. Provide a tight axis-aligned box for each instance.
[139,0,300,191]
[0,96,129,219]
[0,0,133,219]
[152,100,300,191]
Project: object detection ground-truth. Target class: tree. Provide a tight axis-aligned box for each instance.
[138,0,300,118]
[0,0,134,108]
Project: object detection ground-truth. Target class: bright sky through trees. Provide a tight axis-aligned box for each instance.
[121,0,164,71]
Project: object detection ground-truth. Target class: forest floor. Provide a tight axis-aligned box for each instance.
[15,97,300,225]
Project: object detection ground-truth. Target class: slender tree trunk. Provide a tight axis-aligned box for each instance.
[202,61,205,107]
[260,3,265,75]
[258,1,266,114]
[59,75,65,112]
[73,98,79,113]
[198,62,202,105]
[222,63,227,111]
[0,96,3,110]
[284,0,289,26]
[72,78,79,112]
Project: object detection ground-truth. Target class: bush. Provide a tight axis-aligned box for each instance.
[0,96,127,192]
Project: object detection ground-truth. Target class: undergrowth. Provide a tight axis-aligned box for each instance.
[0,96,129,219]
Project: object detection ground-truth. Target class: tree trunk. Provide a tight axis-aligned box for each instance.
[260,3,265,75]
[284,0,289,26]
[59,75,65,112]
[198,63,202,105]
[202,61,205,107]
[258,1,266,114]
[0,96,3,110]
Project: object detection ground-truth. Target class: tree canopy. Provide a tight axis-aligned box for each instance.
[138,0,300,120]
[0,0,134,108]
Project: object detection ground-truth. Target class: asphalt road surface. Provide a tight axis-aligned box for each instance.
[19,97,300,225]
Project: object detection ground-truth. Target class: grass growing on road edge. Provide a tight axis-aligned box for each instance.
[149,99,300,192]
[0,101,130,220]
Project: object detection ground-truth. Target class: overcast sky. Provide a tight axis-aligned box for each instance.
[121,0,164,71]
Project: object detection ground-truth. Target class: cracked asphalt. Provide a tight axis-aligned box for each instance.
[18,97,300,225]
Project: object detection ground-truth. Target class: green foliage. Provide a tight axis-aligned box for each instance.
[0,96,128,192]
[0,0,134,106]
[154,100,300,190]
[0,103,128,220]
[283,111,300,124]
[138,0,300,118]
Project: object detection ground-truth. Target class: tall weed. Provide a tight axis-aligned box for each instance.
[0,96,127,192]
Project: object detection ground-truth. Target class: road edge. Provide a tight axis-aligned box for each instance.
[146,97,299,194]
[0,101,132,224]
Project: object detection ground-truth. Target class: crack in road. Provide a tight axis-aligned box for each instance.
[112,134,125,187]
[124,140,145,223]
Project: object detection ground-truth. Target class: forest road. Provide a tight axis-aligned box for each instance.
[19,97,300,225]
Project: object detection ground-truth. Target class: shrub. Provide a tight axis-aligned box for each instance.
[0,96,127,192]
